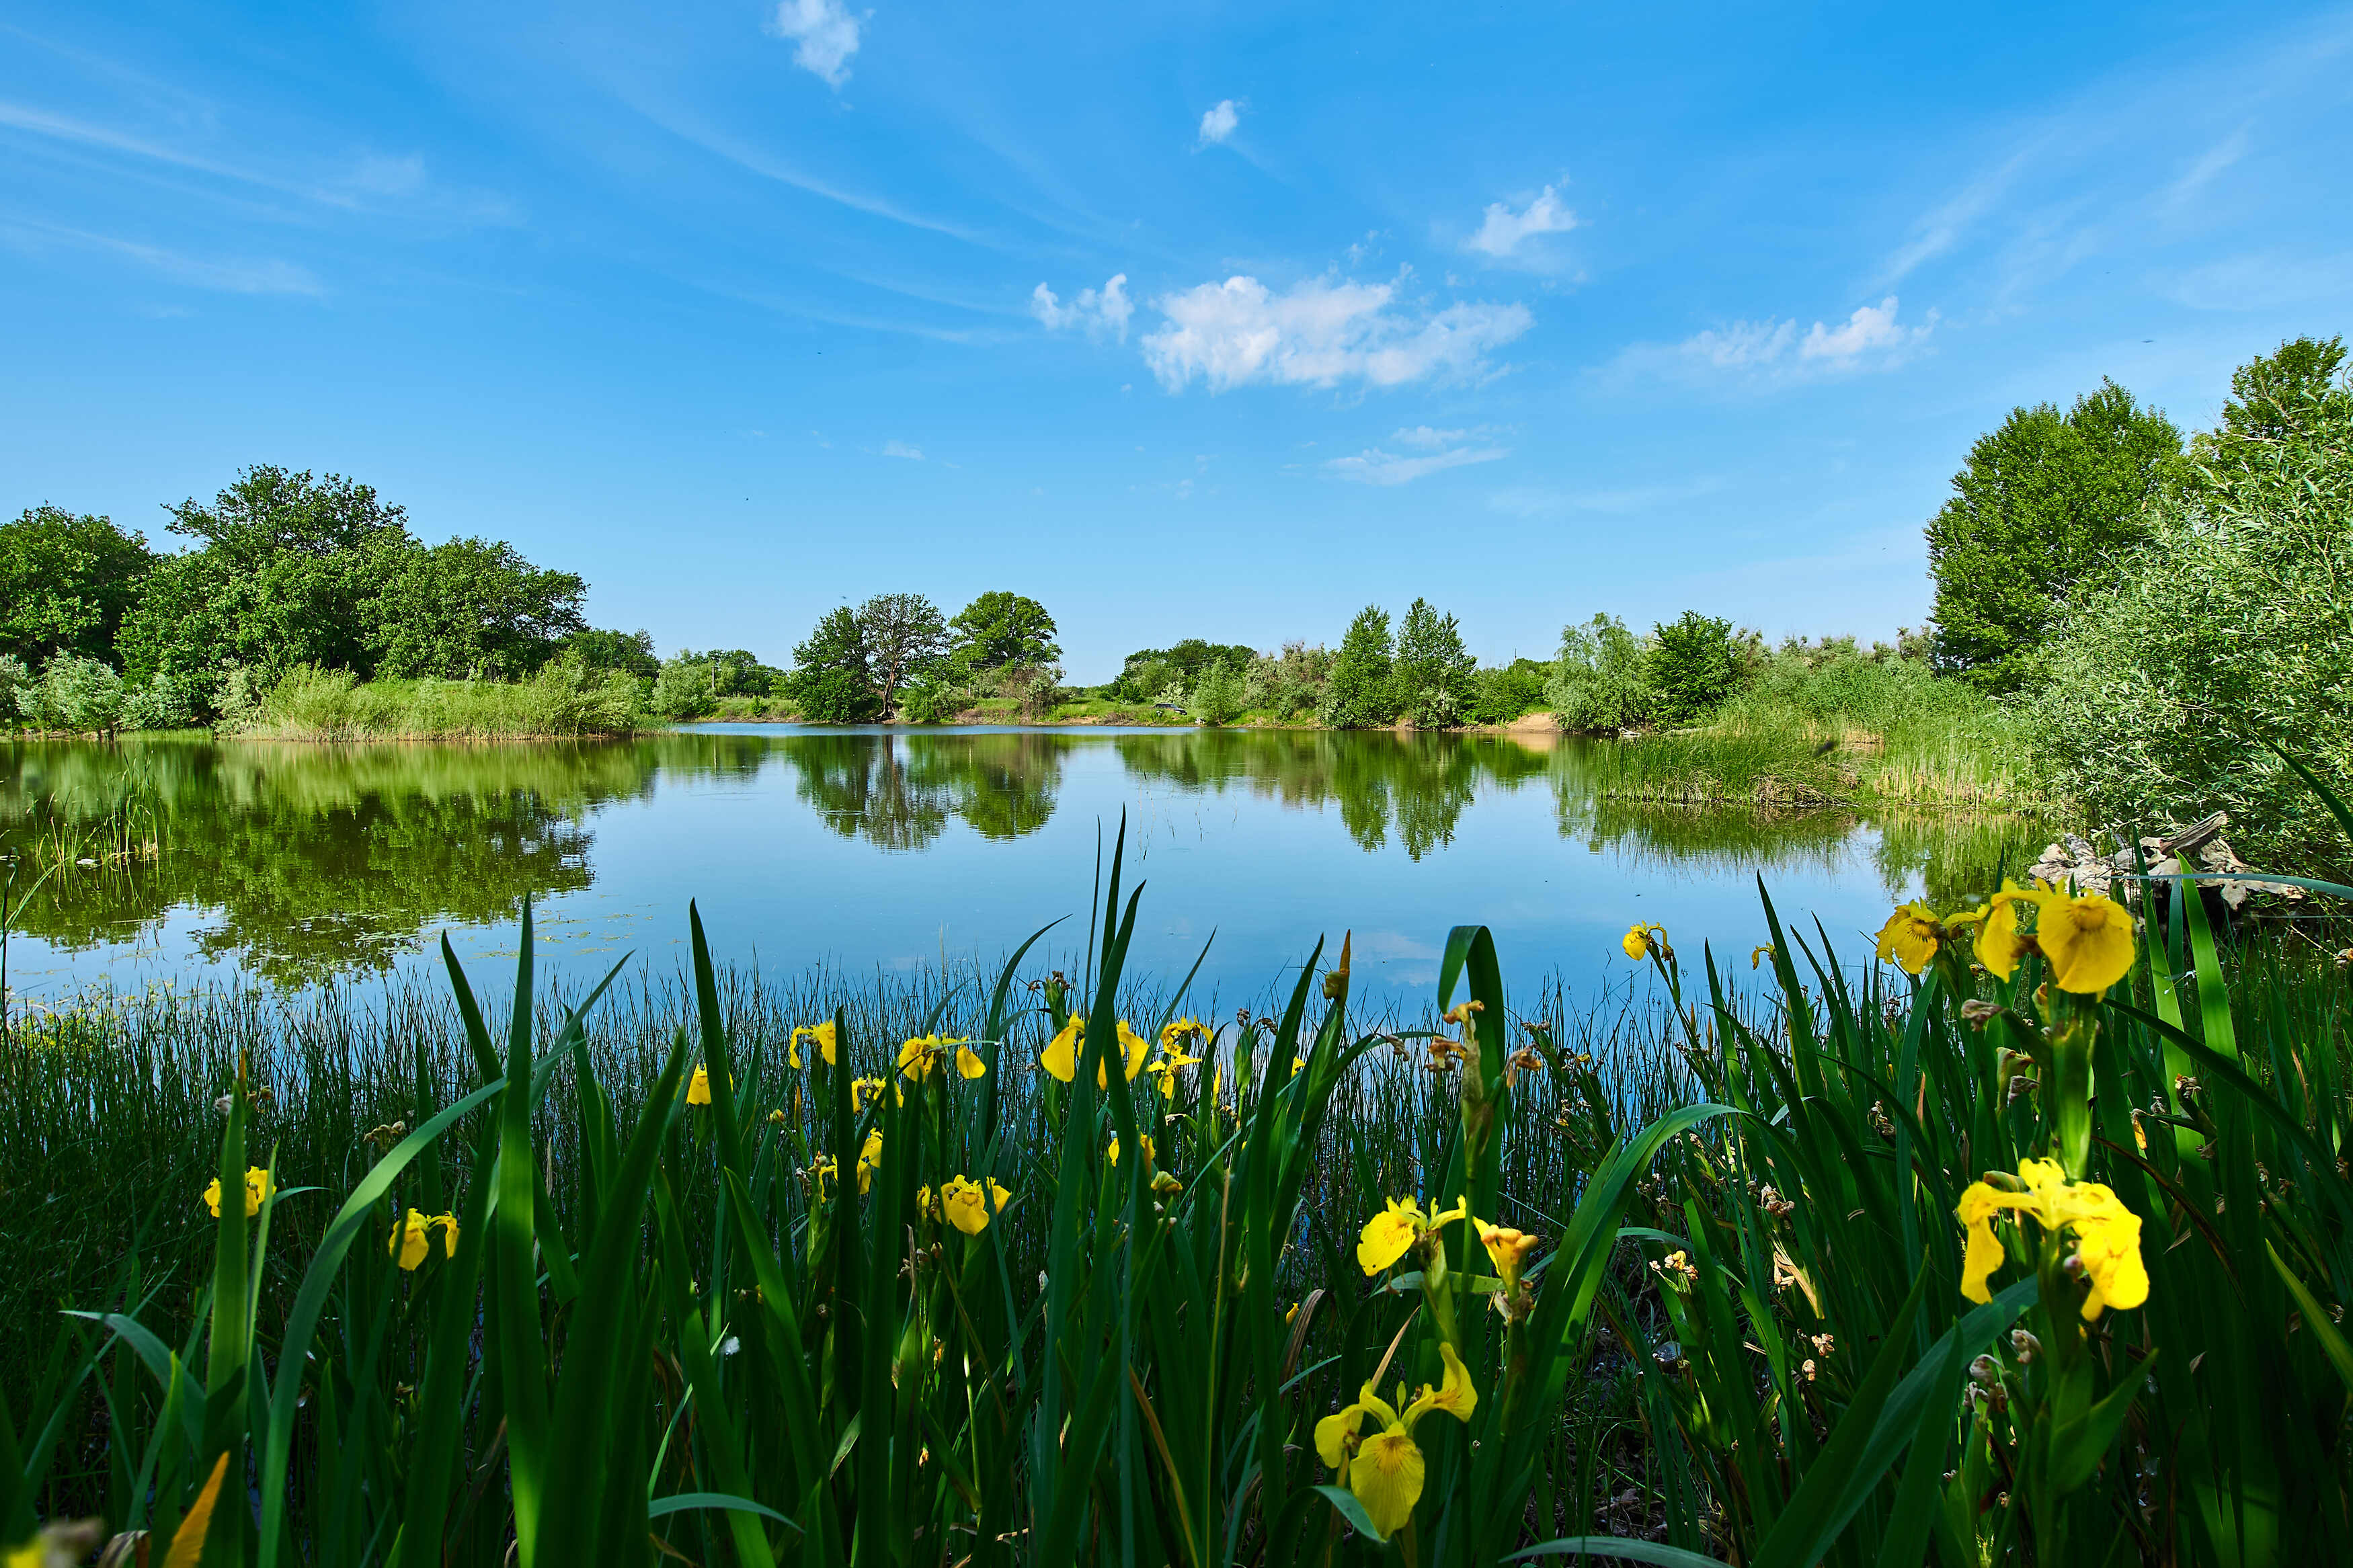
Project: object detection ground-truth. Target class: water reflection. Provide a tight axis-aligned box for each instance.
[1,729,2037,988]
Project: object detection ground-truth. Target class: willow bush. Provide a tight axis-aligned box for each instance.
[4,823,2350,1565]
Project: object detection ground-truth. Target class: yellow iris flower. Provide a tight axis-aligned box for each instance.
[1975,881,2137,993]
[899,1034,986,1081]
[202,1165,276,1219]
[1874,901,1985,975]
[1474,1218,1540,1294]
[1956,1158,2149,1320]
[1107,1132,1154,1167]
[686,1066,733,1106]
[790,1020,837,1068]
[1149,1044,1203,1097]
[1039,1016,1152,1086]
[850,1076,898,1113]
[1356,1195,1468,1275]
[939,1174,1011,1235]
[388,1208,459,1270]
[856,1129,883,1196]
[1314,1344,1480,1538]
[1619,926,1675,964]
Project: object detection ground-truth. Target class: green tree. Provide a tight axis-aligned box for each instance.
[1391,597,1477,728]
[2028,340,2353,870]
[1644,610,1743,726]
[1927,380,2184,694]
[789,606,883,723]
[1320,606,1396,729]
[1468,660,1548,725]
[558,628,661,679]
[857,593,950,718]
[0,506,155,665]
[370,538,587,677]
[1191,662,1246,725]
[949,591,1061,671]
[1547,614,1650,733]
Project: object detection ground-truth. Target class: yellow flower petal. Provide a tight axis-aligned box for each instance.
[1875,902,1942,975]
[687,1066,712,1106]
[1041,1016,1082,1083]
[1349,1429,1425,1539]
[1356,1198,1423,1276]
[1315,1403,1367,1470]
[2039,893,2137,994]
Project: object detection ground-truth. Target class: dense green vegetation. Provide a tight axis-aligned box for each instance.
[6,835,2348,1564]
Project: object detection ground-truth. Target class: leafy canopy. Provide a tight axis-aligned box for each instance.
[949,591,1060,672]
[1926,380,2184,694]
[0,505,155,665]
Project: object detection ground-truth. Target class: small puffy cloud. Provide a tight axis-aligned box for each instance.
[1614,296,1935,386]
[770,0,864,89]
[1466,185,1577,259]
[1030,274,1133,340]
[1326,440,1508,487]
[1142,275,1531,393]
[1198,99,1241,146]
[879,439,924,460]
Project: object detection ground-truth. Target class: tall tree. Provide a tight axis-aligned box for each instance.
[1926,380,2184,694]
[789,606,882,723]
[1390,597,1476,728]
[949,591,1061,671]
[1644,610,1742,725]
[1320,606,1396,729]
[370,538,588,677]
[856,593,950,718]
[0,506,155,664]
[2196,335,2353,469]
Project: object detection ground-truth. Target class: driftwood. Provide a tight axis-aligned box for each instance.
[2028,813,2305,909]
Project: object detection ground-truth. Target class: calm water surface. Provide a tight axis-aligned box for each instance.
[1,727,2031,1007]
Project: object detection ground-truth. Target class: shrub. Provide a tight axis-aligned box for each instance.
[2028,337,2353,870]
[38,654,126,732]
[1392,597,1476,729]
[1468,661,1548,725]
[1643,610,1743,727]
[1548,614,1650,733]
[120,671,197,731]
[898,673,961,725]
[1191,662,1245,725]
[649,656,719,721]
[0,654,26,725]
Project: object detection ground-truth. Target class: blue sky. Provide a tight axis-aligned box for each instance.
[5,3,2350,682]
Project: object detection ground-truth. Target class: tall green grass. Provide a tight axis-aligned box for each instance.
[226,663,643,741]
[3,836,2348,1563]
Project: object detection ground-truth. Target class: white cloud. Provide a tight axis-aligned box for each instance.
[1486,477,1724,519]
[1198,99,1241,145]
[1,219,325,295]
[1391,425,1468,449]
[1466,185,1577,258]
[770,0,864,89]
[1326,442,1508,486]
[1614,296,1934,386]
[1142,275,1531,393]
[879,439,924,460]
[1030,274,1133,340]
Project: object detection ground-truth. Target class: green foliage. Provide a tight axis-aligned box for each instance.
[1241,642,1331,720]
[1114,638,1254,703]
[649,657,720,721]
[1644,610,1743,727]
[9,868,2349,1564]
[1926,379,2184,694]
[29,655,127,733]
[948,591,1060,672]
[115,467,587,702]
[556,628,661,680]
[1468,660,1549,725]
[896,672,961,725]
[1320,606,1396,729]
[223,659,641,741]
[0,506,154,665]
[119,671,198,731]
[1548,614,1652,733]
[787,607,883,724]
[1391,597,1477,728]
[856,592,950,717]
[1190,661,1246,725]
[2028,337,2353,870]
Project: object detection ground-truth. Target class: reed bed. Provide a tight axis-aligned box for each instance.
[3,829,2349,1565]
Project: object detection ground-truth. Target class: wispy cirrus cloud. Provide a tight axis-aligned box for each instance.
[1,218,325,294]
[1140,274,1530,393]
[1326,425,1509,485]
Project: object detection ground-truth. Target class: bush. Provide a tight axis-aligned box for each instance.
[1191,663,1245,725]
[1547,614,1650,733]
[1644,610,1743,726]
[120,671,197,731]
[36,655,126,732]
[898,673,961,725]
[1392,597,1476,729]
[1468,662,1548,724]
[649,657,719,721]
[2028,337,2353,870]
[0,654,27,725]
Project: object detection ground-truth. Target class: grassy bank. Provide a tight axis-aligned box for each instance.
[225,663,644,740]
[5,844,2348,1564]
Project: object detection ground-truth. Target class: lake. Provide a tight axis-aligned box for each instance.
[0,726,2033,1009]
